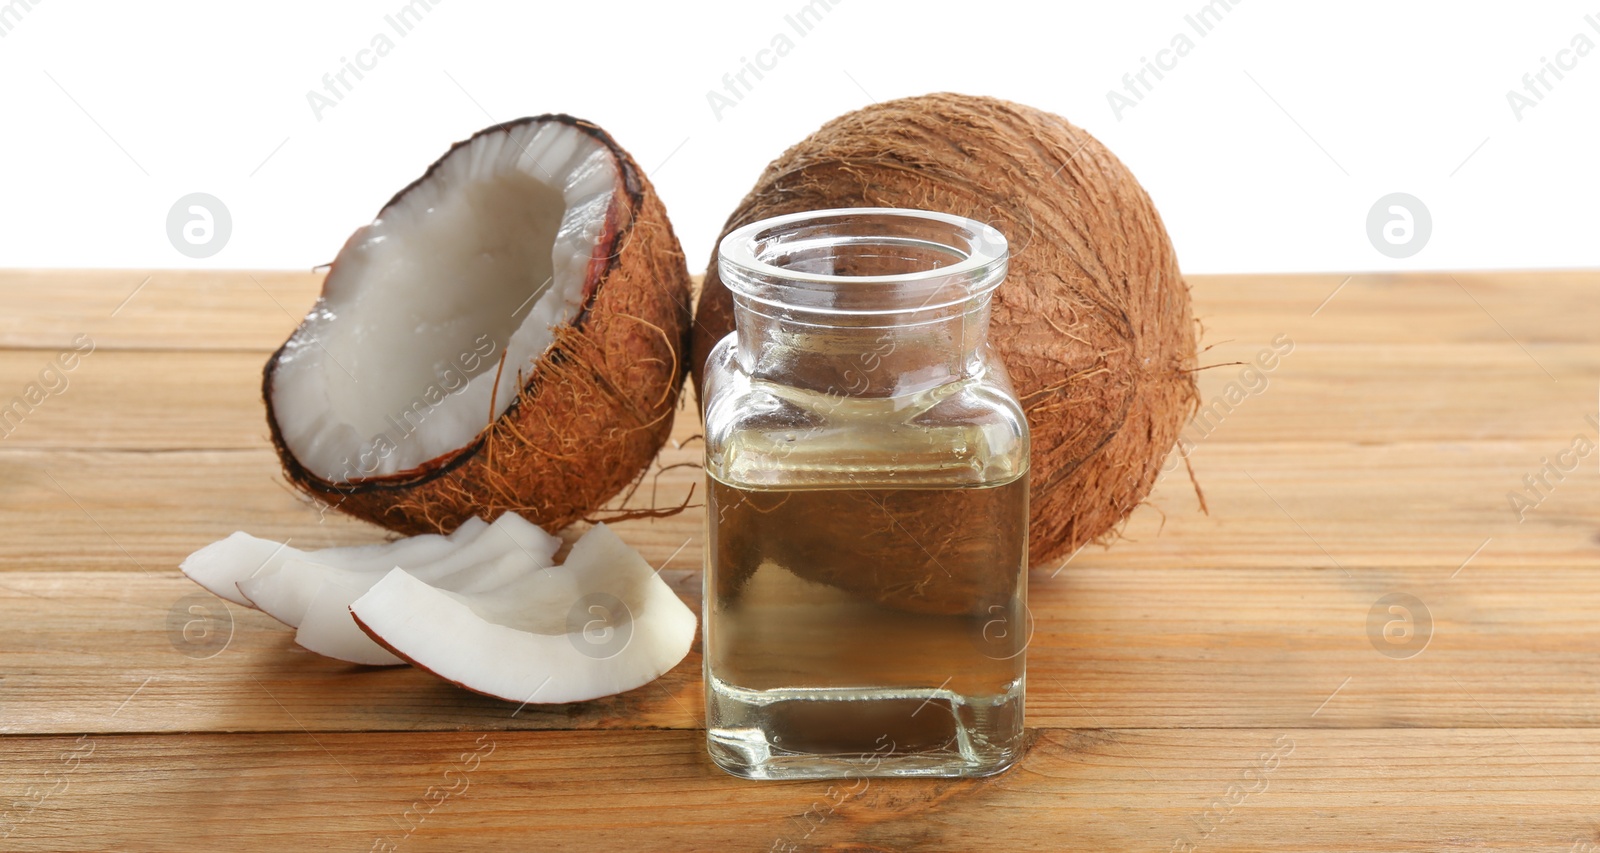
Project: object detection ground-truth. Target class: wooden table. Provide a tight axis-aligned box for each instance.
[2,269,1597,851]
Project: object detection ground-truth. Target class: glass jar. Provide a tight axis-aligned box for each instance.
[702,208,1030,780]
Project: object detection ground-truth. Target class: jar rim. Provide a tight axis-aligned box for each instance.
[718,208,1008,310]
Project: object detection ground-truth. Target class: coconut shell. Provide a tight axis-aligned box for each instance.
[693,93,1199,568]
[266,116,692,536]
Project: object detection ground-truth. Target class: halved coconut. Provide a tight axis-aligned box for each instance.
[265,115,692,537]
[180,517,486,606]
[351,524,697,703]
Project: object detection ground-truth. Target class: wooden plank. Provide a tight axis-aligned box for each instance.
[0,572,703,736]
[0,344,1596,451]
[0,268,1595,850]
[1195,269,1600,345]
[0,350,270,450]
[0,270,315,352]
[1,436,1593,576]
[0,449,390,568]
[2,728,1598,851]
[1183,341,1597,444]
[0,440,706,572]
[3,562,1597,735]
[1,270,1595,352]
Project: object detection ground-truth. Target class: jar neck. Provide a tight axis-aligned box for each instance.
[717,208,1009,399]
[733,295,995,397]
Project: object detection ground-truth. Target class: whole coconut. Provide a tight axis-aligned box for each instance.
[693,93,1199,565]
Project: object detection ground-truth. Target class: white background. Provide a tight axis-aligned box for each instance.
[0,0,1596,274]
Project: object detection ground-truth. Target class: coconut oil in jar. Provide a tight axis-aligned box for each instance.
[702,208,1029,779]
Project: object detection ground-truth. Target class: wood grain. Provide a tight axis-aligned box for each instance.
[1,343,1596,451]
[0,269,311,352]
[1,270,1598,851]
[3,728,1599,852]
[2,564,1598,736]
[2,439,1594,574]
[2,270,1595,352]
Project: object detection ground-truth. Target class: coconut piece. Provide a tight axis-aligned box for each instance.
[238,559,339,628]
[297,579,406,666]
[351,524,696,703]
[264,115,692,538]
[237,513,547,628]
[294,548,560,665]
[180,518,486,606]
[691,93,1200,573]
[181,532,299,607]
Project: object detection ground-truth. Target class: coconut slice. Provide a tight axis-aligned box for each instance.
[180,518,486,606]
[264,116,692,538]
[298,579,407,666]
[351,524,696,703]
[236,514,561,665]
[236,512,551,629]
[293,548,559,665]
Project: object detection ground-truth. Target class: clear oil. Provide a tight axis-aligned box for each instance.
[705,472,1028,779]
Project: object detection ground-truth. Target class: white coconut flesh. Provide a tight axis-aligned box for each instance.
[180,517,486,607]
[285,517,561,665]
[298,579,409,666]
[270,120,623,482]
[351,524,697,704]
[291,544,560,665]
[237,512,550,627]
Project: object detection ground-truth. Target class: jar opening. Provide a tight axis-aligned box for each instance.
[718,208,1008,317]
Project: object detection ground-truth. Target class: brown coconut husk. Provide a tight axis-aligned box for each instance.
[265,116,693,536]
[693,94,1199,577]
